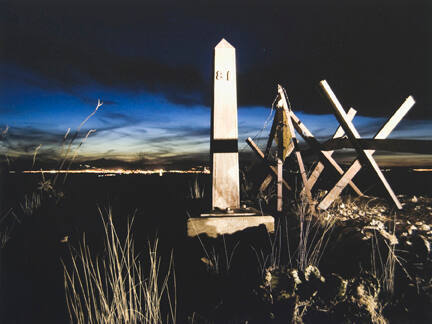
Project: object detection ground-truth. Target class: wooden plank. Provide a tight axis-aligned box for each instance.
[259,174,273,192]
[305,108,358,191]
[319,80,415,210]
[333,108,357,139]
[289,107,363,196]
[259,139,295,192]
[276,109,284,160]
[276,108,295,160]
[277,158,283,212]
[246,137,292,191]
[264,111,278,159]
[374,96,415,140]
[277,85,313,202]
[306,162,325,190]
[320,138,432,154]
[319,160,363,210]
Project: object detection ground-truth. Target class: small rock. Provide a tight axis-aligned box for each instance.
[369,219,385,230]
[408,225,418,235]
[411,196,418,203]
[305,265,325,283]
[420,224,431,232]
[362,232,373,240]
[291,269,302,285]
[60,235,69,243]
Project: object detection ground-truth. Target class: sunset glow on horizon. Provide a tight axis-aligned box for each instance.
[1,0,431,167]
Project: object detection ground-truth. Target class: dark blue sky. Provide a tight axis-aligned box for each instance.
[1,0,431,167]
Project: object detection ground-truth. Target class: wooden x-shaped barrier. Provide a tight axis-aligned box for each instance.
[246,81,415,211]
[247,85,362,203]
[247,85,316,210]
[288,104,363,197]
[318,80,415,210]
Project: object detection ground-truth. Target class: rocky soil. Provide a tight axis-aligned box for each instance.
[183,194,432,323]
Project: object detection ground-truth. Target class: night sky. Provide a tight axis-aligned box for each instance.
[1,0,431,168]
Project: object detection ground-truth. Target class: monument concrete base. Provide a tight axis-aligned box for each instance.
[187,208,274,238]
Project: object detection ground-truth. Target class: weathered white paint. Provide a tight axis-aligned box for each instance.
[277,158,283,212]
[212,39,240,210]
[188,215,275,238]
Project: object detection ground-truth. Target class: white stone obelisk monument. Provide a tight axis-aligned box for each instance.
[186,39,274,238]
[211,38,240,210]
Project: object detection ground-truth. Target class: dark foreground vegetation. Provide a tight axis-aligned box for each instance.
[0,165,431,323]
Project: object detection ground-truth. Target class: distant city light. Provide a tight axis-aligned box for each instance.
[16,167,210,176]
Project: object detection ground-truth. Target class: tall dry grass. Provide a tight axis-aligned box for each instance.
[20,192,42,216]
[54,99,102,186]
[63,209,176,324]
[0,209,16,249]
[369,214,411,297]
[253,194,335,274]
[296,196,336,272]
[188,176,205,200]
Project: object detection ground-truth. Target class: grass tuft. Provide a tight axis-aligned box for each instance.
[63,209,176,324]
[296,197,336,272]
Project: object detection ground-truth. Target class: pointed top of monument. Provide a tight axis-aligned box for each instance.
[215,38,234,49]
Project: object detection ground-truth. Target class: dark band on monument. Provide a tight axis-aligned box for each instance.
[211,139,238,153]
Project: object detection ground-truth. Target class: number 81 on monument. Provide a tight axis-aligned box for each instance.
[215,70,231,81]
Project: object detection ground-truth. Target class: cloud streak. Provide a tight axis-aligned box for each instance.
[1,0,430,117]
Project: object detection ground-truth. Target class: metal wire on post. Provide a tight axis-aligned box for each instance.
[239,95,278,154]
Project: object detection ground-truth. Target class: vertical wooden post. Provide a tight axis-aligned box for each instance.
[246,137,292,191]
[275,108,286,212]
[277,158,283,212]
[277,85,313,203]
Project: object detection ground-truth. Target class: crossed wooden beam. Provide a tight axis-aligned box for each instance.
[246,81,415,211]
[246,85,314,211]
[247,85,364,209]
[277,85,313,203]
[318,80,415,210]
